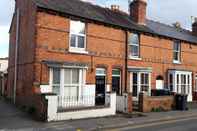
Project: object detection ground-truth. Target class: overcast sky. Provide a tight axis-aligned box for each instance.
[0,0,197,58]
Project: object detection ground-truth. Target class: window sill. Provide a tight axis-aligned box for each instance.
[173,61,181,65]
[129,57,142,61]
[69,48,88,54]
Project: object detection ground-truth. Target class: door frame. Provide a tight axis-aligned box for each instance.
[130,72,151,101]
[112,69,121,95]
[95,68,106,105]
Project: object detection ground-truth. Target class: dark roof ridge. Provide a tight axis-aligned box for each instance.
[32,0,197,44]
[147,19,192,34]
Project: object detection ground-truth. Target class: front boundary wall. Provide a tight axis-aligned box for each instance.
[45,93,116,122]
[139,92,175,113]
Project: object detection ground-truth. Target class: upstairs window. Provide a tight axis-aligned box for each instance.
[128,33,140,58]
[173,41,181,63]
[70,20,86,52]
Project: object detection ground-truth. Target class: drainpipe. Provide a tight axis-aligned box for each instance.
[13,8,20,104]
[124,31,128,93]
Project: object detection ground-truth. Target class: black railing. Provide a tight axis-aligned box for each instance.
[57,95,95,110]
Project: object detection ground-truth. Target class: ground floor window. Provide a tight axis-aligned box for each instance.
[50,68,85,98]
[168,71,192,95]
[130,72,151,99]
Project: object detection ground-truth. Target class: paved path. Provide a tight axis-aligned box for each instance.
[0,97,197,131]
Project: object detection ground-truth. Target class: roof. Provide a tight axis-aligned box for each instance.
[0,57,8,60]
[33,0,197,44]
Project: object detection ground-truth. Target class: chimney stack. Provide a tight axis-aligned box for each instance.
[111,5,120,12]
[192,17,197,36]
[129,0,147,25]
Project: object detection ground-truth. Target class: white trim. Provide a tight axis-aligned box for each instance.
[195,76,197,91]
[173,60,181,64]
[69,20,87,54]
[129,57,142,61]
[168,70,192,101]
[128,33,140,58]
[96,68,106,76]
[130,72,151,101]
[173,41,181,63]
[50,68,87,99]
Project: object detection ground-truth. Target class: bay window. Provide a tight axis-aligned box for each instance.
[168,70,192,101]
[128,33,140,59]
[51,68,85,98]
[70,20,86,52]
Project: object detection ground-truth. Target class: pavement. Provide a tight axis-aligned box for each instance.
[0,97,197,131]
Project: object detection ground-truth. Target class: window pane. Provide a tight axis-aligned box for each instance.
[53,86,60,95]
[133,73,138,84]
[53,68,60,84]
[72,69,79,84]
[96,68,106,76]
[64,69,71,84]
[70,20,85,34]
[71,34,76,47]
[131,45,139,57]
[129,33,139,45]
[141,73,145,84]
[112,69,120,76]
[145,74,149,84]
[174,42,180,51]
[78,36,85,48]
[173,52,179,61]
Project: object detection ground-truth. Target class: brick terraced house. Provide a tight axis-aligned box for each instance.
[7,0,197,121]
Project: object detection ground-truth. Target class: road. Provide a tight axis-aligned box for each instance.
[109,117,197,131]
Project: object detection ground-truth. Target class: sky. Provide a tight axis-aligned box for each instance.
[0,0,197,58]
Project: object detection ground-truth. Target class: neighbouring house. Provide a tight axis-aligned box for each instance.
[8,0,197,121]
[0,57,8,96]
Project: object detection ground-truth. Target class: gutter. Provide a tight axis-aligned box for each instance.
[124,31,128,93]
[13,8,20,104]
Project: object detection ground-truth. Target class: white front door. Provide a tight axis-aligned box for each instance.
[130,72,151,101]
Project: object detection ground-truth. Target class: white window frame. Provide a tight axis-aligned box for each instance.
[173,41,181,64]
[50,67,86,99]
[130,72,151,100]
[128,33,141,60]
[168,70,192,101]
[195,75,197,91]
[69,20,88,54]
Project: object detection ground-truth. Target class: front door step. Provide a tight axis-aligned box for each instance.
[187,101,197,109]
[133,101,139,111]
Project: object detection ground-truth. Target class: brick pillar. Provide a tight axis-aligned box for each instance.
[127,93,133,113]
[139,92,147,112]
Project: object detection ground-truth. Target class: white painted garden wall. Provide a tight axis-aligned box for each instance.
[116,93,128,113]
[45,93,116,122]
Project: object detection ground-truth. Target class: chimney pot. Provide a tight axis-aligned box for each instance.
[111,5,120,11]
[173,22,181,28]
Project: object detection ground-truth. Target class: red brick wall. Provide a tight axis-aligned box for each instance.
[128,34,197,92]
[139,92,175,113]
[8,0,37,106]
[35,11,126,93]
[8,3,197,112]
